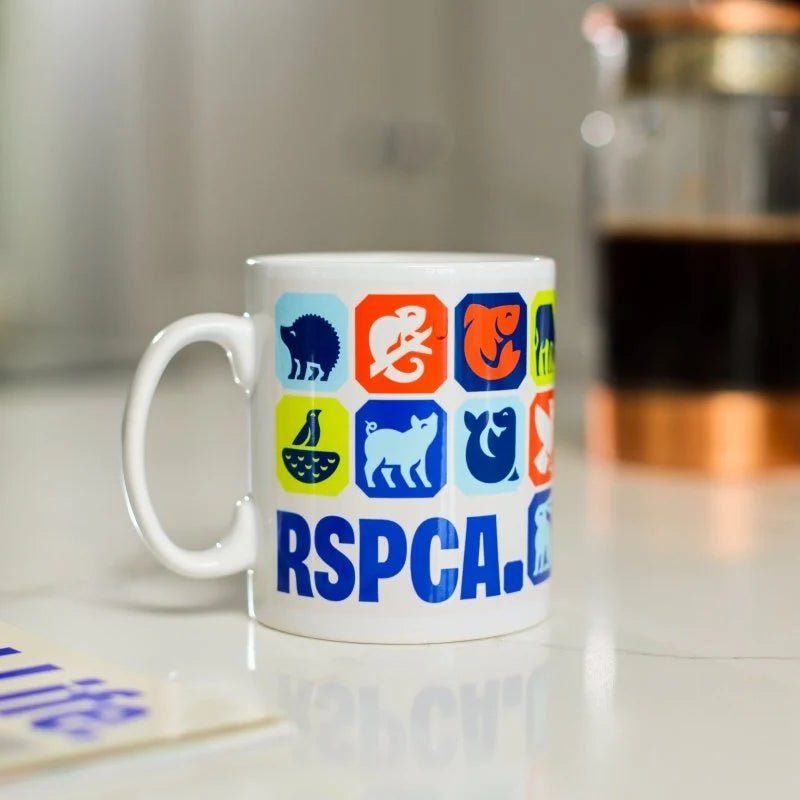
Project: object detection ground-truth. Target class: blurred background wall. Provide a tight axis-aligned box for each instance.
[0,0,592,379]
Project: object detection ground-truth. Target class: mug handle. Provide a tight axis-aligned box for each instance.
[122,314,259,578]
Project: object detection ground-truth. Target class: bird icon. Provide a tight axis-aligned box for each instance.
[282,407,339,484]
[533,400,553,477]
[292,409,322,447]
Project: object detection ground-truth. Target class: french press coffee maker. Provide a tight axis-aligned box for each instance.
[584,0,800,474]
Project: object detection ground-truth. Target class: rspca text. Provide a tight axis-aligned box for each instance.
[277,510,541,603]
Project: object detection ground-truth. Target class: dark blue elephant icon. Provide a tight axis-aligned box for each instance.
[534,304,555,381]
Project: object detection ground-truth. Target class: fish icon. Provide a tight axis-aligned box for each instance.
[463,303,521,381]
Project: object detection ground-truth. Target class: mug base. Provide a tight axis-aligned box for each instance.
[251,591,550,644]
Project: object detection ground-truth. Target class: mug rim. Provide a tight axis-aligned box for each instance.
[246,251,554,269]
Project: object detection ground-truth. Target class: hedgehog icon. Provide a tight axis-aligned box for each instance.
[280,314,340,381]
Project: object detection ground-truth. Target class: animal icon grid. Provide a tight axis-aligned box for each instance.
[274,291,554,498]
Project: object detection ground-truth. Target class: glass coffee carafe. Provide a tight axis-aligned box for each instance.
[583,0,800,474]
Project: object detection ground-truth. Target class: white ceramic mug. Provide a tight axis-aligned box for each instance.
[122,253,556,643]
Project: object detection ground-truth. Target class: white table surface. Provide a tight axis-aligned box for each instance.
[2,360,800,798]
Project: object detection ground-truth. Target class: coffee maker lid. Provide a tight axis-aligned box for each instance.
[584,1,800,37]
[584,1,800,95]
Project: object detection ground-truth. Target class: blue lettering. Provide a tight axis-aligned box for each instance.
[460,515,501,599]
[0,683,139,716]
[359,519,407,602]
[33,703,147,741]
[277,510,313,597]
[314,516,356,601]
[276,511,516,603]
[411,518,459,603]
[0,663,59,681]
[0,648,150,742]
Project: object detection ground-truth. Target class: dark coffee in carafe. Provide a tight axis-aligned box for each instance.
[598,216,800,392]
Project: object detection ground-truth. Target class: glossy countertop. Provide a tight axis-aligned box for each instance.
[1,360,799,798]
